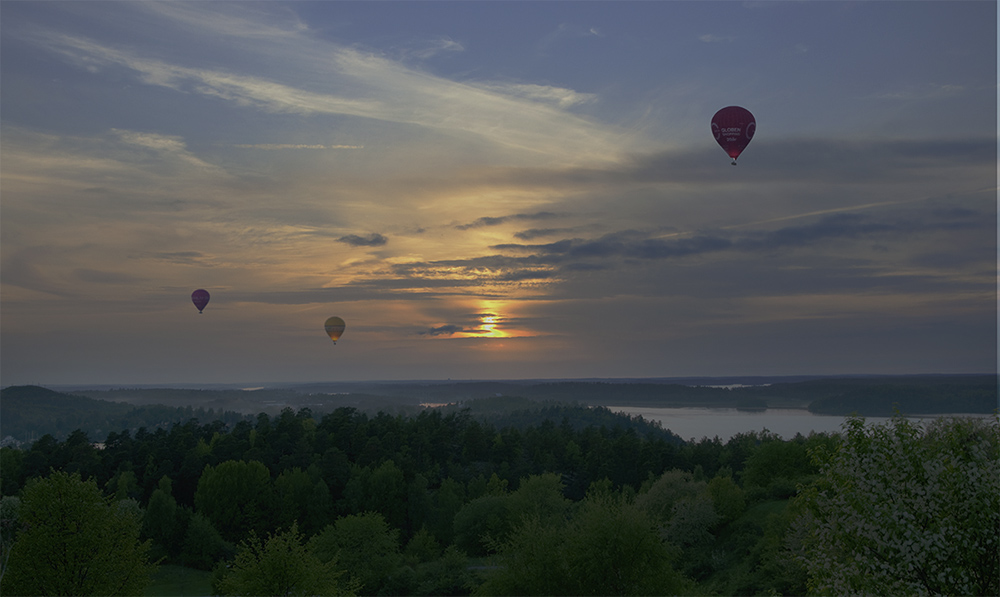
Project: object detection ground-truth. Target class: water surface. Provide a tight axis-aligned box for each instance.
[611,406,991,442]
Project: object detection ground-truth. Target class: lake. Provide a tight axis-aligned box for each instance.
[611,406,993,442]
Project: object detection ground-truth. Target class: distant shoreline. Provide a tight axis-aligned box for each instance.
[39,372,995,393]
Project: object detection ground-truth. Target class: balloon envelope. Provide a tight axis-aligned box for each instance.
[191,289,210,313]
[324,316,346,343]
[711,106,756,164]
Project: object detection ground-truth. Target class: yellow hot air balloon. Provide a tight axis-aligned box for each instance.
[324,316,346,343]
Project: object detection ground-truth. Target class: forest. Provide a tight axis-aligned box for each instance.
[0,383,997,596]
[2,374,995,445]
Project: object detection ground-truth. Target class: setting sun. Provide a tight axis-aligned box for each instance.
[477,313,503,338]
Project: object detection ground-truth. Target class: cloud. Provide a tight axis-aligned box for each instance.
[143,252,212,265]
[338,233,388,247]
[420,324,467,336]
[0,247,77,297]
[27,18,626,165]
[74,268,146,284]
[616,137,997,185]
[232,144,363,150]
[491,207,995,268]
[733,214,893,251]
[476,82,597,109]
[111,129,223,172]
[495,232,734,262]
[699,34,735,43]
[402,37,465,61]
[514,228,571,240]
[456,212,559,230]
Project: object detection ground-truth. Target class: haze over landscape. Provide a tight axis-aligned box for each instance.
[1,1,996,386]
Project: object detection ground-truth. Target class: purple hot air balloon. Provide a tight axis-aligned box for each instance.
[191,289,210,313]
[711,106,756,165]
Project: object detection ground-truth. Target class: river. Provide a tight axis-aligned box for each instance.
[610,406,993,442]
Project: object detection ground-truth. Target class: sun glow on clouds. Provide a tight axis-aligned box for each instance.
[421,300,536,342]
[476,302,538,340]
[467,310,508,339]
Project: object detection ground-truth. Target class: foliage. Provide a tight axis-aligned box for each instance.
[411,545,475,596]
[635,468,708,527]
[452,494,512,557]
[0,471,156,596]
[142,476,180,555]
[182,512,231,570]
[215,522,352,596]
[634,469,719,579]
[506,472,572,522]
[194,460,273,542]
[706,474,745,523]
[343,460,408,531]
[309,512,401,595]
[0,496,20,584]
[704,500,808,596]
[0,449,24,496]
[475,488,691,596]
[794,415,1000,595]
[740,435,814,500]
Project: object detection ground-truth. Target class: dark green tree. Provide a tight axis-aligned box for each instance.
[475,489,691,596]
[274,467,314,530]
[706,474,745,524]
[194,459,274,542]
[0,496,20,585]
[0,448,24,496]
[1,471,156,596]
[343,460,408,531]
[506,472,571,523]
[181,512,229,570]
[740,434,812,500]
[428,477,465,545]
[795,415,1000,595]
[309,512,401,595]
[566,492,690,595]
[302,478,333,536]
[142,475,180,556]
[452,494,511,557]
[216,522,353,596]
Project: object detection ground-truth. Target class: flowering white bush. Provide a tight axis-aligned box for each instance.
[794,414,999,596]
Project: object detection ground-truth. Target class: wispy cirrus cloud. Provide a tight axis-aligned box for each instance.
[23,12,629,166]
[400,37,466,61]
[112,129,224,172]
[475,82,597,109]
[232,143,364,150]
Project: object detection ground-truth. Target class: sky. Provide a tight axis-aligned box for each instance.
[1,1,996,386]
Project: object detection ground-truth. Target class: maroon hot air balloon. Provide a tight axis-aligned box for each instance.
[711,106,756,165]
[191,289,210,313]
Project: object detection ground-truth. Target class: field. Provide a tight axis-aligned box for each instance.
[145,565,213,597]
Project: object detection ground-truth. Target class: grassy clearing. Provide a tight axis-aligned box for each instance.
[146,564,213,597]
